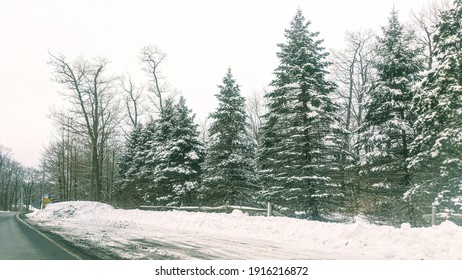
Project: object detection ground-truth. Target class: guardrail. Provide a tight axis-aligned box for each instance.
[139,202,285,217]
[422,206,462,226]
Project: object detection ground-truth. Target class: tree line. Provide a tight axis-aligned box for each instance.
[32,0,462,226]
[0,145,39,211]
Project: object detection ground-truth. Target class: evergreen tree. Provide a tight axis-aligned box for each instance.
[135,119,158,197]
[116,118,158,206]
[153,97,205,206]
[117,97,205,207]
[408,0,462,217]
[200,69,258,206]
[357,9,423,224]
[145,99,177,204]
[115,124,144,207]
[259,9,342,219]
[115,120,158,207]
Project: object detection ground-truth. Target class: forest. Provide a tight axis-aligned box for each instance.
[2,0,462,227]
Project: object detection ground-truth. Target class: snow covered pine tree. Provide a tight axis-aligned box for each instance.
[259,9,344,219]
[153,97,204,206]
[357,9,423,224]
[116,120,157,207]
[408,0,462,218]
[137,98,203,206]
[116,124,145,207]
[200,69,258,206]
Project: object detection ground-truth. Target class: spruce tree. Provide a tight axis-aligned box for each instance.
[118,97,205,207]
[200,69,258,206]
[357,9,423,224]
[116,118,158,207]
[147,99,177,204]
[153,97,205,206]
[115,124,144,207]
[259,9,342,219]
[130,119,159,204]
[408,0,462,217]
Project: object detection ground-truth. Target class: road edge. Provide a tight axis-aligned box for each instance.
[17,214,124,260]
[16,213,90,260]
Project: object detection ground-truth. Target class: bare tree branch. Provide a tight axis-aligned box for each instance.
[410,0,452,70]
[140,45,170,115]
[48,52,120,201]
[246,88,268,145]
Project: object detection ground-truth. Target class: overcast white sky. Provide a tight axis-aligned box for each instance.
[0,0,434,167]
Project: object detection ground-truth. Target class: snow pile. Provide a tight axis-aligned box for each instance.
[27,201,462,260]
[31,201,113,220]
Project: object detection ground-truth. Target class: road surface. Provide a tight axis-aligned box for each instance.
[0,211,83,260]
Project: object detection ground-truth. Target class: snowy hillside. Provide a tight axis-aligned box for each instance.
[26,201,462,260]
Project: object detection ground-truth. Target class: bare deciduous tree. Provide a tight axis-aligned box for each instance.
[197,117,210,144]
[43,115,84,201]
[330,30,377,212]
[0,146,13,210]
[0,146,27,211]
[410,0,452,70]
[331,30,376,136]
[246,88,268,145]
[23,167,38,213]
[140,45,170,115]
[48,52,121,202]
[121,73,145,129]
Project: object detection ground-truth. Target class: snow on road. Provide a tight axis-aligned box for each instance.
[26,201,462,260]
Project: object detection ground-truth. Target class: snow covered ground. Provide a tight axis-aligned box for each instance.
[26,201,462,260]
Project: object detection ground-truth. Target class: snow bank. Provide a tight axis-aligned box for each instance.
[27,201,462,260]
[29,201,113,219]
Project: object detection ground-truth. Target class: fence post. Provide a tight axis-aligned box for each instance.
[267,202,272,217]
[432,206,436,226]
[225,201,229,214]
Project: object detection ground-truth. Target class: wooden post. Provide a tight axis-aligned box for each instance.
[267,202,272,217]
[225,201,229,214]
[432,206,436,226]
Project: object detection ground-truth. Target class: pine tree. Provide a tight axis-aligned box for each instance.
[408,0,462,217]
[126,119,158,205]
[115,124,145,207]
[118,97,205,207]
[153,97,205,206]
[357,9,423,224]
[146,99,177,204]
[200,69,258,206]
[116,119,158,207]
[259,9,342,219]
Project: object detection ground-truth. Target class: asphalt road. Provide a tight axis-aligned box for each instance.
[0,211,81,260]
